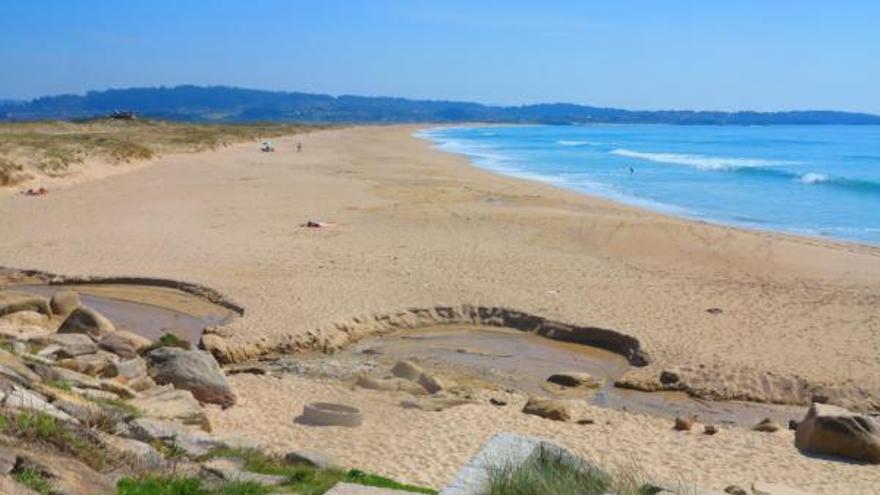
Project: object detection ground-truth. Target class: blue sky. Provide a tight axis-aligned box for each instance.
[1,0,878,113]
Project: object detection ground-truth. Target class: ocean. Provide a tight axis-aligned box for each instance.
[417,125,880,245]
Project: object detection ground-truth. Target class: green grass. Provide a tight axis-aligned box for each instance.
[12,467,52,495]
[117,476,272,495]
[487,447,653,495]
[46,379,73,392]
[344,470,436,494]
[199,448,437,495]
[0,410,117,471]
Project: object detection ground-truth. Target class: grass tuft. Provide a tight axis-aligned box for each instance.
[12,466,52,495]
[487,446,654,495]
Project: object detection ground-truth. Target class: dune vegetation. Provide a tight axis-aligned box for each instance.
[0,118,321,186]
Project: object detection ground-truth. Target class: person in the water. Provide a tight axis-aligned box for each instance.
[628,166,634,174]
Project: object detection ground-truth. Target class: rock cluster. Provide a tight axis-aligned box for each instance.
[0,288,254,494]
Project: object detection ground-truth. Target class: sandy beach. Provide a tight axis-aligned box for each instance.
[1,125,879,492]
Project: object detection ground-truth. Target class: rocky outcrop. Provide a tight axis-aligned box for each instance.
[795,403,880,463]
[57,307,115,339]
[146,347,236,407]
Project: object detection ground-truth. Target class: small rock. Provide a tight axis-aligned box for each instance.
[724,485,748,495]
[753,418,780,433]
[285,449,340,470]
[390,360,424,382]
[546,372,600,388]
[58,306,116,339]
[659,370,681,385]
[674,414,696,431]
[417,373,448,394]
[355,375,427,395]
[522,397,571,421]
[751,482,815,495]
[706,307,724,315]
[49,290,81,317]
[99,330,152,359]
[400,396,476,412]
[146,347,236,407]
[576,419,595,425]
[704,424,719,435]
[489,398,507,407]
[788,419,799,431]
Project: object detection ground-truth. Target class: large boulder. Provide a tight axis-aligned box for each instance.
[57,307,115,339]
[99,330,151,358]
[49,290,81,317]
[146,347,235,407]
[795,403,880,463]
[522,397,572,421]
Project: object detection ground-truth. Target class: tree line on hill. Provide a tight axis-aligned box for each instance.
[2,85,879,125]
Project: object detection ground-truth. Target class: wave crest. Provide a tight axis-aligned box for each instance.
[610,148,791,170]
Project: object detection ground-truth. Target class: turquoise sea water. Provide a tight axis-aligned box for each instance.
[417,125,880,245]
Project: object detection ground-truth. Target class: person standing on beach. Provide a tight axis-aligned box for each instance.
[297,142,303,153]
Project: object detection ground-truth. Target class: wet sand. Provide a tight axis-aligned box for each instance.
[1,125,878,492]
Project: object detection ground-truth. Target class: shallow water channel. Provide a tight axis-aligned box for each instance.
[10,284,235,344]
[335,326,805,428]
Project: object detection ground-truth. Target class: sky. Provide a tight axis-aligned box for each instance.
[1,0,878,113]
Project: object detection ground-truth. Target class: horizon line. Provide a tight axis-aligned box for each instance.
[6,84,880,118]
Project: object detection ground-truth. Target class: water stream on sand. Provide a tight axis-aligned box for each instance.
[8,284,235,345]
[319,326,805,428]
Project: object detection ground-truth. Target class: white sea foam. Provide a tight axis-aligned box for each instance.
[799,172,829,184]
[556,140,594,147]
[609,148,791,170]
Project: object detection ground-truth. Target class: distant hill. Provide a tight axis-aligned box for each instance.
[2,85,879,125]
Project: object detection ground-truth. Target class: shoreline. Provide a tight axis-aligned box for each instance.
[415,124,880,249]
[1,124,878,492]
